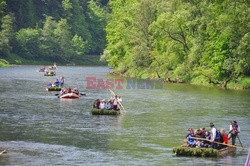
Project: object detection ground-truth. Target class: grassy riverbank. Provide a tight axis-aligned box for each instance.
[1,54,106,66]
[0,59,10,67]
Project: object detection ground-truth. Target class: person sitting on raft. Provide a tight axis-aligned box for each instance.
[72,88,79,95]
[66,87,71,93]
[60,88,66,95]
[99,99,105,110]
[93,99,100,109]
[109,100,114,110]
[186,128,196,147]
[60,76,64,86]
[48,82,52,88]
[54,79,59,87]
[220,128,229,148]
[203,131,211,148]
[105,100,111,110]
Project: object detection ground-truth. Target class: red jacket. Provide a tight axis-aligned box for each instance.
[222,133,229,144]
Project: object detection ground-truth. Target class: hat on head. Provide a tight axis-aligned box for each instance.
[210,123,214,127]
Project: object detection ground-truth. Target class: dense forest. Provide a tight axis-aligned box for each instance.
[0,0,249,87]
[0,0,108,64]
[102,0,250,88]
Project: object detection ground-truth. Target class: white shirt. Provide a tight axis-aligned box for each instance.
[229,124,240,132]
[210,127,216,141]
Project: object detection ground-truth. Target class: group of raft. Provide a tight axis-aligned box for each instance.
[38,64,81,99]
[37,63,57,76]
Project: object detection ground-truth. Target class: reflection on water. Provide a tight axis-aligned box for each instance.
[0,65,249,166]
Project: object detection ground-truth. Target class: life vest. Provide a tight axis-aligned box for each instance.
[215,129,221,139]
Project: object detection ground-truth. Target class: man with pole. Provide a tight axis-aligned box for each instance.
[228,121,242,147]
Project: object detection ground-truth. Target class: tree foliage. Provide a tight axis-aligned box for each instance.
[0,14,14,57]
[0,0,108,63]
[105,0,250,86]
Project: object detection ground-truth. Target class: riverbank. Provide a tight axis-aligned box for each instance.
[0,59,10,67]
[109,71,250,90]
[1,54,106,66]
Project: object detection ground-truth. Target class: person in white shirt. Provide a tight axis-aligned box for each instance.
[210,123,220,149]
[228,121,240,145]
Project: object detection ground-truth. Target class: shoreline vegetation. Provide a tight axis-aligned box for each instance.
[109,71,250,90]
[103,1,250,91]
[0,59,9,67]
[0,54,106,66]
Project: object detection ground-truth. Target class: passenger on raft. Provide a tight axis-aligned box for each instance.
[93,99,100,109]
[55,79,60,87]
[93,99,115,110]
[113,95,118,111]
[105,100,111,110]
[48,82,52,88]
[60,88,66,95]
[72,88,79,95]
[185,123,230,149]
[59,87,79,96]
[60,76,64,86]
[67,87,71,93]
[99,99,105,110]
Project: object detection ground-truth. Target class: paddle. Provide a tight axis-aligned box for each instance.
[108,89,126,112]
[80,92,86,96]
[0,150,7,155]
[191,137,246,149]
[236,135,244,148]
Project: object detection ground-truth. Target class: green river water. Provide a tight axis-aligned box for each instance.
[0,66,249,166]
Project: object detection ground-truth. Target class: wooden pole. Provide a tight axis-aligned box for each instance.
[190,137,246,149]
[0,150,7,155]
[108,89,126,113]
[236,135,244,148]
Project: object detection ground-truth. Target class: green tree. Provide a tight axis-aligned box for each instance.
[62,0,91,53]
[71,34,87,57]
[6,0,36,28]
[16,28,40,59]
[87,0,107,54]
[0,0,7,23]
[0,14,14,57]
[54,18,73,61]
[40,16,59,60]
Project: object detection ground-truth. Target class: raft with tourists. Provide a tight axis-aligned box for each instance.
[57,87,85,99]
[46,77,64,91]
[49,63,57,70]
[37,66,46,72]
[44,70,56,76]
[173,122,244,157]
[91,89,125,115]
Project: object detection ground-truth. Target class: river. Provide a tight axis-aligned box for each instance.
[0,65,249,166]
